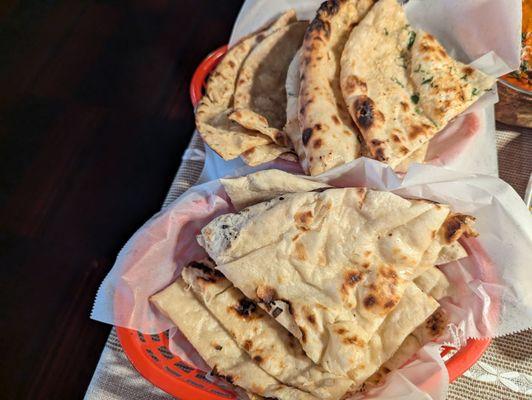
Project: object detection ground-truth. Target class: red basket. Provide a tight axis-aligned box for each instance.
[116,47,493,399]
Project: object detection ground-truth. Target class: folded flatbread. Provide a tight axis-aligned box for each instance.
[285,49,302,158]
[195,10,296,160]
[221,169,329,210]
[220,170,470,266]
[230,21,308,146]
[240,143,293,167]
[150,278,318,400]
[359,307,449,392]
[198,183,474,386]
[181,262,353,399]
[297,0,375,175]
[340,0,496,167]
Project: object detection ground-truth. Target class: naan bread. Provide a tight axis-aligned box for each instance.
[150,278,317,400]
[240,143,293,167]
[340,0,496,167]
[395,142,428,173]
[221,169,330,210]
[230,21,308,145]
[181,263,353,399]
[436,240,467,265]
[414,266,450,300]
[199,186,471,385]
[360,307,448,392]
[298,0,375,176]
[195,10,296,160]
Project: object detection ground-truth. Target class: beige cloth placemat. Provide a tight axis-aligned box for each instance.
[85,128,532,400]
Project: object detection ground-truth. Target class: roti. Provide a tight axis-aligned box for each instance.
[230,21,308,146]
[195,10,297,160]
[340,0,495,167]
[297,0,375,175]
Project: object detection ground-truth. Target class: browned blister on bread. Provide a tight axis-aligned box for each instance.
[297,0,376,175]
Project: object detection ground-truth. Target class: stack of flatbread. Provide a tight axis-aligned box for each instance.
[195,0,496,175]
[152,169,478,399]
[195,9,307,167]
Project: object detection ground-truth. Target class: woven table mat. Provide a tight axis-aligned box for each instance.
[85,128,532,400]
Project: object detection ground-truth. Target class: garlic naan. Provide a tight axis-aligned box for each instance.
[340,0,495,167]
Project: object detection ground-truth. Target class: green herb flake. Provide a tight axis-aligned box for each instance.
[471,88,479,96]
[415,106,422,115]
[414,64,422,73]
[429,117,439,127]
[411,94,420,104]
[397,51,407,69]
[391,77,405,88]
[421,76,433,85]
[461,74,468,80]
[407,31,417,50]
[384,28,389,35]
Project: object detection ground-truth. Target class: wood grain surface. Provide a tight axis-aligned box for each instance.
[0,1,243,399]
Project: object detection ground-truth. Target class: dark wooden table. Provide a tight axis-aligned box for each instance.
[0,1,243,398]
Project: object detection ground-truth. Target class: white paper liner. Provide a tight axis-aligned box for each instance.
[195,0,521,183]
[92,159,532,400]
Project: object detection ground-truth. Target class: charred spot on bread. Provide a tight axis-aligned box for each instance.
[363,294,377,308]
[312,138,323,149]
[306,313,317,325]
[425,308,447,337]
[211,365,235,384]
[302,128,313,145]
[318,0,341,16]
[294,241,308,261]
[243,340,253,351]
[353,96,376,130]
[256,286,278,306]
[294,210,313,226]
[368,138,387,161]
[345,271,362,286]
[441,213,477,243]
[335,327,347,335]
[462,66,474,77]
[188,260,216,274]
[343,335,361,345]
[383,299,396,308]
[408,124,430,140]
[234,298,258,317]
[345,75,368,94]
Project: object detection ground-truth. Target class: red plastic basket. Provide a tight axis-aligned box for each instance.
[116,47,493,399]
